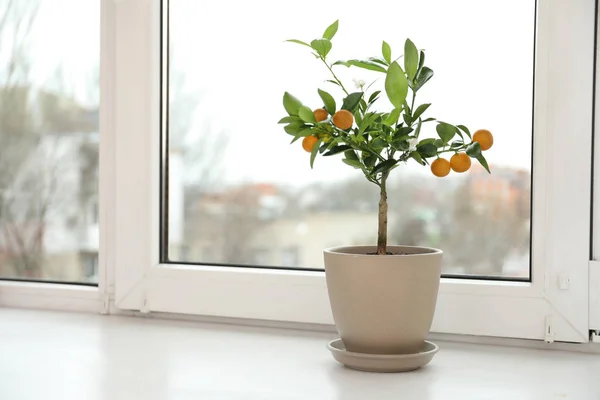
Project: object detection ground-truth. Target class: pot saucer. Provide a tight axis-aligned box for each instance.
[326,339,439,373]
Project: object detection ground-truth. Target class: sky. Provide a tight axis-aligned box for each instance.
[170,0,535,186]
[6,0,535,187]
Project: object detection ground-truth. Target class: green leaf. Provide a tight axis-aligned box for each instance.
[372,159,398,175]
[371,138,387,149]
[290,128,314,143]
[354,110,363,126]
[323,20,339,40]
[324,138,339,150]
[318,89,336,115]
[323,145,352,156]
[368,90,381,104]
[391,138,409,151]
[450,140,464,148]
[414,119,422,137]
[368,57,389,66]
[418,138,436,146]
[285,39,311,47]
[417,50,425,77]
[278,116,301,124]
[384,108,401,126]
[363,154,376,168]
[311,39,332,57]
[403,99,412,116]
[298,128,314,136]
[402,113,412,126]
[310,138,324,169]
[385,62,409,109]
[342,158,363,169]
[341,92,363,112]
[434,138,444,148]
[417,143,437,158]
[382,124,392,136]
[332,60,351,67]
[358,99,367,113]
[436,122,456,145]
[412,103,431,121]
[394,126,414,137]
[404,39,419,80]
[283,92,303,116]
[284,122,305,135]
[382,41,392,64]
[411,151,425,165]
[298,106,316,123]
[414,67,434,91]
[346,60,387,73]
[358,112,379,134]
[457,124,472,139]
[477,154,491,173]
[326,79,341,87]
[344,149,359,161]
[466,141,482,158]
[422,117,436,122]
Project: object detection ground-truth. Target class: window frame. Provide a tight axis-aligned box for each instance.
[107,0,595,342]
[0,0,109,311]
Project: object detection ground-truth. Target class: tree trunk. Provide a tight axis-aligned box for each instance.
[377,174,388,255]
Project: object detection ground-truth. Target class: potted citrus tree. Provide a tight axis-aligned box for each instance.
[279,21,493,372]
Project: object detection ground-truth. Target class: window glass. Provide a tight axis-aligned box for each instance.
[166,0,533,278]
[0,0,99,283]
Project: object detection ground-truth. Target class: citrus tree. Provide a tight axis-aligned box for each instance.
[279,20,493,255]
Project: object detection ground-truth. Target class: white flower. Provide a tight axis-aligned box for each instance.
[408,138,419,151]
[352,78,366,90]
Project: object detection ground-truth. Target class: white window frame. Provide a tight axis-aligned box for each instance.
[0,0,114,314]
[94,0,597,342]
[590,0,600,334]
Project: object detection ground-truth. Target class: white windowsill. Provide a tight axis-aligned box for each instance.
[0,279,594,352]
[0,308,598,399]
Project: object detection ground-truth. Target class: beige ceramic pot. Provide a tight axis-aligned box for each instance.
[323,245,443,355]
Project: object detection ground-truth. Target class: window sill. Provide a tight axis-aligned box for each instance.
[0,308,597,399]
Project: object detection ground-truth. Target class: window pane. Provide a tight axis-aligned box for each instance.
[0,0,99,283]
[166,0,533,279]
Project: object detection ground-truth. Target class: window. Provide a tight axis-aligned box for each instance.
[165,0,533,279]
[0,0,99,283]
[281,247,299,267]
[81,252,98,282]
[251,249,270,265]
[111,0,593,343]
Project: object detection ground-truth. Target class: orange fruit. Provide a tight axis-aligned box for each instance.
[314,108,328,122]
[431,158,451,177]
[302,135,319,152]
[332,110,354,130]
[450,152,471,173]
[472,129,493,151]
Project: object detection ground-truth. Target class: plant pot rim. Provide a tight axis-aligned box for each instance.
[323,245,443,257]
